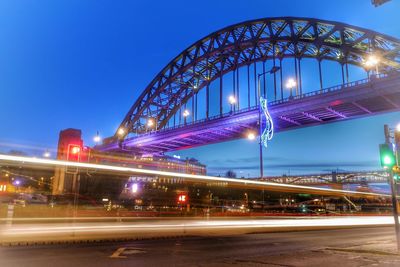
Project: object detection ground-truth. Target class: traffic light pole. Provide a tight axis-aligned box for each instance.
[389,170,400,251]
[384,124,400,251]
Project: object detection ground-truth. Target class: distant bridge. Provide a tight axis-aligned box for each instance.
[261,171,389,185]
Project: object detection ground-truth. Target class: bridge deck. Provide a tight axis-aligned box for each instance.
[99,72,400,154]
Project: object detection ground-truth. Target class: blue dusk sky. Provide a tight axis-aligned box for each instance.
[0,0,399,177]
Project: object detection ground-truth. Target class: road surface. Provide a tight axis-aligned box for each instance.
[1,227,400,266]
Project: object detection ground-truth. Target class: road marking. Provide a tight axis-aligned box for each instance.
[110,247,146,259]
[110,247,127,258]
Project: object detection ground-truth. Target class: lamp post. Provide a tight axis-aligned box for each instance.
[228,95,236,113]
[147,117,157,131]
[183,109,190,125]
[257,74,265,178]
[256,67,281,178]
[256,68,280,178]
[285,78,297,99]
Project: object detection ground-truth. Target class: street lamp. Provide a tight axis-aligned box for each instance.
[228,95,236,113]
[117,127,125,136]
[183,109,190,125]
[93,131,101,143]
[285,78,297,99]
[247,132,256,141]
[147,118,158,131]
[43,150,50,158]
[364,55,380,74]
[183,109,190,117]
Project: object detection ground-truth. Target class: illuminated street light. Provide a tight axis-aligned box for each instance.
[147,119,154,127]
[228,95,236,113]
[364,55,380,74]
[146,118,157,131]
[183,109,190,117]
[285,78,297,99]
[43,150,51,158]
[247,132,256,141]
[93,131,101,143]
[396,123,400,132]
[228,95,236,105]
[117,128,125,136]
[364,55,379,67]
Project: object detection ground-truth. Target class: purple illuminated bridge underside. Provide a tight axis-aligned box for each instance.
[99,73,400,154]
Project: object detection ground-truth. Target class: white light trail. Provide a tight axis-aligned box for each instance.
[0,217,395,236]
[0,154,390,198]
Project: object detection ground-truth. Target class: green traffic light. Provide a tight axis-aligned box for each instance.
[379,144,395,168]
[383,155,393,165]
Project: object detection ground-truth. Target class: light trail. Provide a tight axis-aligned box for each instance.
[0,217,396,237]
[0,154,390,198]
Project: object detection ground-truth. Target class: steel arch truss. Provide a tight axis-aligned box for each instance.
[116,17,400,139]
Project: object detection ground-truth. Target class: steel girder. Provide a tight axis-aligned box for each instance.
[115,17,400,141]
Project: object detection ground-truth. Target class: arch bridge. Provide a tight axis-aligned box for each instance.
[263,171,389,185]
[99,17,400,154]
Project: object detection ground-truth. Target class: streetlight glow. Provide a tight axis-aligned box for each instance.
[43,151,51,158]
[396,123,400,132]
[247,132,256,141]
[285,78,297,89]
[183,109,190,117]
[117,128,125,136]
[147,118,155,127]
[228,95,236,105]
[94,132,101,143]
[364,55,379,67]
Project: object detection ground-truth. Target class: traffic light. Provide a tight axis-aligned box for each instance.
[379,143,395,168]
[67,144,81,162]
[393,166,400,181]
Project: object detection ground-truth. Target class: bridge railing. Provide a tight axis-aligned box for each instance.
[132,72,396,137]
[269,72,390,106]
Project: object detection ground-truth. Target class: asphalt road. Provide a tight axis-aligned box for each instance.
[1,227,400,267]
